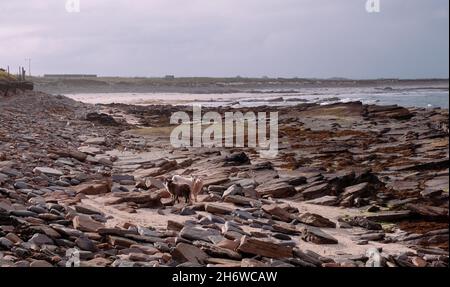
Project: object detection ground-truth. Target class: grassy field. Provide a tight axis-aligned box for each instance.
[0,70,17,81]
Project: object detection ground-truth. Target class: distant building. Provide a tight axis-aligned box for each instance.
[43,74,97,78]
[164,75,175,80]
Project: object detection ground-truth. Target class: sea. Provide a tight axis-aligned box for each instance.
[65,87,449,109]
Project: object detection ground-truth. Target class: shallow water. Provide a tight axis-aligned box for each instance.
[65,87,449,109]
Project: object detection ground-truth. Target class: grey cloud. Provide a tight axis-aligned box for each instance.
[0,0,448,78]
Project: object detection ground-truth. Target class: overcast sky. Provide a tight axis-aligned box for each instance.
[1,0,448,78]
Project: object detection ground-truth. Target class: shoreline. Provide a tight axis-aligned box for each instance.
[31,77,449,95]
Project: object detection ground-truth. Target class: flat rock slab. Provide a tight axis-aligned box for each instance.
[172,243,209,264]
[133,167,164,179]
[386,181,419,191]
[202,174,230,187]
[340,216,382,231]
[301,183,330,200]
[180,226,221,242]
[73,215,105,232]
[74,180,111,195]
[108,235,137,248]
[224,195,259,207]
[297,213,336,228]
[77,146,102,155]
[84,137,106,145]
[30,260,53,267]
[237,236,293,259]
[301,226,338,245]
[306,195,338,206]
[33,167,63,177]
[262,204,292,222]
[406,204,449,218]
[74,204,104,215]
[205,257,242,267]
[204,203,233,215]
[365,211,412,222]
[341,182,369,197]
[256,182,296,198]
[424,177,449,191]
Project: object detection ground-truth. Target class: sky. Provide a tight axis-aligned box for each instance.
[0,0,448,78]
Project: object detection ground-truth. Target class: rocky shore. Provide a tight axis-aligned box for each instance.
[0,90,448,267]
